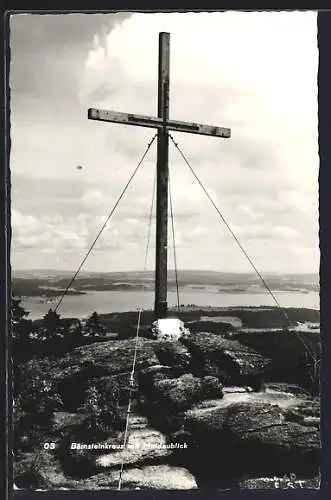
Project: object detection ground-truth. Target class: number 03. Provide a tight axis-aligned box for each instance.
[43,442,56,450]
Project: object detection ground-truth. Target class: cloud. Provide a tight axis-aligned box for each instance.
[12,210,87,253]
[11,206,155,258]
[81,190,107,210]
[10,12,318,273]
[233,224,300,242]
[10,13,130,107]
[188,225,208,239]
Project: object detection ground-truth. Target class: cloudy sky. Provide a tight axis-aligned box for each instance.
[10,11,318,274]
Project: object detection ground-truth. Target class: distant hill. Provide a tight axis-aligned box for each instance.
[12,269,319,296]
[12,269,319,281]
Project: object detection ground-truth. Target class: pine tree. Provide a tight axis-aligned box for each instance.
[42,309,61,338]
[12,296,28,323]
[83,311,106,338]
[11,296,32,341]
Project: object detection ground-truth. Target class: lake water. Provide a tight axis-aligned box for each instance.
[22,289,320,320]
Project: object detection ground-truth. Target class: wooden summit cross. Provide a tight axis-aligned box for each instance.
[88,32,231,320]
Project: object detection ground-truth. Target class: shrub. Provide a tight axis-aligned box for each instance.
[14,358,63,451]
[77,382,124,440]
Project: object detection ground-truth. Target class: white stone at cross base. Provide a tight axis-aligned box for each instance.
[151,318,190,341]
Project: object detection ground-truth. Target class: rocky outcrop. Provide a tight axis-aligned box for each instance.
[52,333,270,390]
[15,330,319,490]
[182,333,271,389]
[50,334,271,414]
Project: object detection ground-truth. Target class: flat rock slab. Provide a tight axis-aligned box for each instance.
[223,387,250,394]
[187,389,307,419]
[14,452,197,490]
[95,427,171,469]
[265,383,311,396]
[81,465,198,490]
[225,402,285,436]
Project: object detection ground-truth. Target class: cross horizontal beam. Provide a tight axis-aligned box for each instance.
[88,108,231,139]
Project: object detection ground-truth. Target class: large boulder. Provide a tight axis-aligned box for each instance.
[152,373,223,412]
[53,338,159,380]
[182,401,319,483]
[138,364,174,394]
[226,416,319,477]
[139,374,204,433]
[182,332,271,389]
[153,374,202,412]
[52,339,160,411]
[139,373,222,434]
[149,341,191,376]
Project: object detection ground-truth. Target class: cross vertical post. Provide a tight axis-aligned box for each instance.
[87,31,231,323]
[154,32,170,320]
